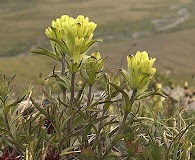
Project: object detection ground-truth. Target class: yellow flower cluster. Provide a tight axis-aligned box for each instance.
[121,51,156,96]
[45,15,98,64]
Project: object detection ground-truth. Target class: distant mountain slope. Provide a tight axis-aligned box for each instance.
[0,28,194,92]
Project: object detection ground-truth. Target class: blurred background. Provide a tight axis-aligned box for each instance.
[0,0,194,93]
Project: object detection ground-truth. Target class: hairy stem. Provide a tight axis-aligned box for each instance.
[87,85,93,118]
[87,85,92,106]
[66,72,76,159]
[70,72,76,108]
[117,89,137,135]
[102,89,137,158]
[117,111,129,135]
[61,54,66,103]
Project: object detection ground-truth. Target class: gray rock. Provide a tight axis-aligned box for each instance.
[161,86,185,101]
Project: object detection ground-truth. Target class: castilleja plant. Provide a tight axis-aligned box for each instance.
[45,15,101,72]
[81,51,104,109]
[30,15,158,160]
[120,51,156,99]
[3,13,192,160]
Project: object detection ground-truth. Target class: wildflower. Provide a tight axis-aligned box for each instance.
[120,51,156,97]
[45,15,100,65]
[83,52,104,85]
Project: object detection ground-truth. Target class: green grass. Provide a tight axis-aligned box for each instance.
[0,54,60,95]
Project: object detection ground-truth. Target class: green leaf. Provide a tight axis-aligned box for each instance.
[89,99,118,109]
[119,68,129,82]
[105,131,111,151]
[31,46,60,61]
[82,124,93,142]
[81,39,102,54]
[90,115,109,124]
[72,119,89,130]
[112,133,131,146]
[42,90,58,105]
[172,143,180,160]
[53,43,61,58]
[49,37,70,54]
[30,97,52,119]
[60,144,81,156]
[137,88,164,100]
[4,95,26,114]
[51,74,71,90]
[109,83,131,112]
[75,81,86,102]
[105,152,122,159]
[151,143,162,160]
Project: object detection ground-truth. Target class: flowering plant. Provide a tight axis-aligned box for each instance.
[44,15,101,72]
[0,14,194,160]
[120,51,156,99]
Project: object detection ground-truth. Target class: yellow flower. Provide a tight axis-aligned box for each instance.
[120,51,156,96]
[45,15,100,64]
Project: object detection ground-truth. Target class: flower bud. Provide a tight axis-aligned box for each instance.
[84,52,104,85]
[120,51,156,97]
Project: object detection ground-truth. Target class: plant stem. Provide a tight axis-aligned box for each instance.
[130,89,137,103]
[4,114,23,155]
[117,112,129,135]
[102,89,136,158]
[87,85,93,118]
[70,72,76,108]
[61,54,66,75]
[66,72,76,160]
[117,89,137,135]
[102,111,129,159]
[4,114,14,140]
[87,85,92,106]
[61,54,66,103]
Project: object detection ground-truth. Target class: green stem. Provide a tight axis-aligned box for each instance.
[66,72,76,157]
[87,85,93,118]
[87,85,92,106]
[117,112,129,135]
[61,54,66,103]
[4,114,23,155]
[102,89,137,158]
[70,72,76,108]
[4,114,14,140]
[61,54,66,75]
[130,89,137,104]
[102,111,129,159]
[117,89,136,135]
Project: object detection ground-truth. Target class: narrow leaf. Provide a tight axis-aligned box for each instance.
[110,83,131,112]
[30,97,51,119]
[31,46,60,61]
[49,38,69,54]
[81,39,102,54]
[51,74,71,90]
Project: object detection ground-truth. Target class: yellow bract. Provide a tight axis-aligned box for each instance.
[45,15,98,64]
[121,51,156,96]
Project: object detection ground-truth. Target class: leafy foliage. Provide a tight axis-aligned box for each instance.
[0,14,195,160]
